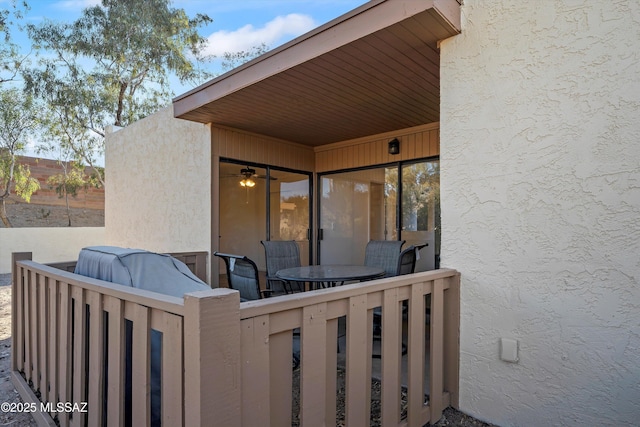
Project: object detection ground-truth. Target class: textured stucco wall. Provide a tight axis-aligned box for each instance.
[1,227,105,273]
[440,1,640,425]
[105,107,211,277]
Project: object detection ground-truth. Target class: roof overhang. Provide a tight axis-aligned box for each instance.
[173,0,461,147]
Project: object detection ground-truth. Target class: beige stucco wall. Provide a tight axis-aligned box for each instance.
[1,227,105,273]
[440,1,640,425]
[105,107,211,280]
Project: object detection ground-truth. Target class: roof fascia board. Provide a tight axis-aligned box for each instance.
[433,0,462,33]
[173,0,441,116]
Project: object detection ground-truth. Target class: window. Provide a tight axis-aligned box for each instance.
[319,159,439,270]
[218,160,312,272]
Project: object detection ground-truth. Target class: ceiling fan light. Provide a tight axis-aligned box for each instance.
[240,178,256,188]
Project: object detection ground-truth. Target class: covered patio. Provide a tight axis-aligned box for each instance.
[95,1,463,425]
[167,0,461,283]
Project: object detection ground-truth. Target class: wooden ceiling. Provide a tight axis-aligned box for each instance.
[173,0,461,147]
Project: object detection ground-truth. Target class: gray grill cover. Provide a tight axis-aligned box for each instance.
[74,246,209,297]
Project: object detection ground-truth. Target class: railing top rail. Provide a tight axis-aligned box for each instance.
[240,268,459,320]
[15,260,187,316]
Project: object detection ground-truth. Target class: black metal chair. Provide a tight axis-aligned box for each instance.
[396,243,428,276]
[397,246,417,276]
[214,251,271,301]
[261,240,305,293]
[214,251,301,368]
[372,242,428,358]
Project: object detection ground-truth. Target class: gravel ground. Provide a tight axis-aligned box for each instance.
[0,201,103,228]
[291,366,495,427]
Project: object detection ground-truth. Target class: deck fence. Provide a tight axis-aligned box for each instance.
[11,252,459,427]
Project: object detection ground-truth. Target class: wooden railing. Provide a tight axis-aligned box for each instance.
[11,252,459,427]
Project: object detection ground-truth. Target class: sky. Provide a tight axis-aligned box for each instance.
[5,0,368,161]
[10,0,369,95]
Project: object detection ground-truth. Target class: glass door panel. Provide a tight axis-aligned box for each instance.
[319,160,440,271]
[219,162,267,270]
[269,169,311,266]
[401,161,440,271]
[319,167,397,265]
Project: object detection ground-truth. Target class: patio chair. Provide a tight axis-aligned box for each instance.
[396,243,428,276]
[397,245,418,276]
[214,251,271,301]
[261,240,305,293]
[371,241,429,358]
[214,251,300,368]
[364,240,405,277]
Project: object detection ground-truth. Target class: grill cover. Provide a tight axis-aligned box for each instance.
[74,246,209,297]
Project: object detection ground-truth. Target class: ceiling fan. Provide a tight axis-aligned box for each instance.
[239,167,258,188]
[222,166,277,188]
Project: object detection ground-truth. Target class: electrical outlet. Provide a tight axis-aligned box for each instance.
[500,338,519,363]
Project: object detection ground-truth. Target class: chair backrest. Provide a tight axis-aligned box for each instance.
[261,240,301,276]
[364,240,405,277]
[397,246,417,275]
[214,252,262,301]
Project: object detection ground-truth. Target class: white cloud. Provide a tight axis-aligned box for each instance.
[203,13,316,57]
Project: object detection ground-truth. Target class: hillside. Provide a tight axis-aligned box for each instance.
[1,200,104,228]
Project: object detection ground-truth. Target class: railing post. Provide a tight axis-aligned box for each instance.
[429,279,445,423]
[183,288,241,427]
[11,252,32,372]
[443,272,461,408]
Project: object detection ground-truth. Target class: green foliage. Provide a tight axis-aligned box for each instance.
[0,87,40,197]
[1,1,29,85]
[47,164,89,199]
[0,152,39,200]
[12,162,39,202]
[0,87,37,153]
[0,154,40,227]
[87,166,105,189]
[25,0,214,183]
[46,161,94,226]
[399,161,440,254]
[401,162,440,232]
[0,86,42,226]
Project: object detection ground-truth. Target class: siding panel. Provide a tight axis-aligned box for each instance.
[212,126,315,172]
[315,123,439,172]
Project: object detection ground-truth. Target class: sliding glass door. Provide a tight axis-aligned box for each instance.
[400,160,440,271]
[319,167,397,265]
[319,159,439,271]
[268,168,311,266]
[219,160,311,272]
[219,162,268,265]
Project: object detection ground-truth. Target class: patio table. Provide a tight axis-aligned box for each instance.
[276,265,385,290]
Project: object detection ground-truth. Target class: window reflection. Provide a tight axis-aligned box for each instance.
[320,160,440,270]
[270,170,310,266]
[401,161,440,270]
[218,161,311,272]
[219,162,267,267]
